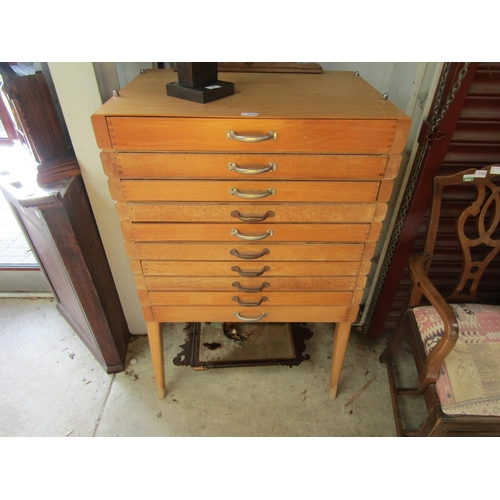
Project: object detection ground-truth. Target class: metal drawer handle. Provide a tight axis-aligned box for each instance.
[231,265,270,277]
[228,162,277,175]
[232,281,270,292]
[230,248,270,260]
[226,130,277,143]
[230,210,275,223]
[231,229,273,241]
[232,296,268,307]
[229,187,275,199]
[233,311,268,322]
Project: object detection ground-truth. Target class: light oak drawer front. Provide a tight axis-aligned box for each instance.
[149,305,358,323]
[120,221,381,243]
[137,275,366,292]
[102,152,391,180]
[145,291,354,306]
[109,179,382,203]
[106,117,401,154]
[116,202,386,224]
[124,242,374,262]
[135,260,363,277]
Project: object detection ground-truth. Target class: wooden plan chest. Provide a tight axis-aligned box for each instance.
[92,69,410,399]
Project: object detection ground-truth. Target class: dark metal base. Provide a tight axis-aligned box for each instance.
[166,80,234,103]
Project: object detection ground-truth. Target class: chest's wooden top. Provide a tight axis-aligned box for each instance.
[93,70,409,121]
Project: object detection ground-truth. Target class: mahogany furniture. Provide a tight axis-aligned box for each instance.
[0,174,130,373]
[380,167,500,436]
[0,63,80,185]
[0,63,130,373]
[92,69,410,399]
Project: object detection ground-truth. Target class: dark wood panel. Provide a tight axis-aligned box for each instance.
[469,65,500,96]
[61,176,130,364]
[461,96,500,121]
[452,121,500,143]
[1,176,130,373]
[444,143,500,163]
[0,64,79,184]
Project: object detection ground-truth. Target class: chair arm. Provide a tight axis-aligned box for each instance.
[409,252,459,391]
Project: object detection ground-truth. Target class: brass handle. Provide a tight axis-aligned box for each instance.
[230,248,270,260]
[226,130,277,143]
[231,296,268,307]
[229,187,275,199]
[233,311,268,322]
[228,162,277,175]
[230,210,275,223]
[232,281,269,292]
[230,229,273,241]
[231,265,270,277]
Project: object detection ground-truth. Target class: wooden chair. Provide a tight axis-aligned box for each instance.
[380,166,500,436]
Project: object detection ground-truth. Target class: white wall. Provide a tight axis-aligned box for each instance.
[92,63,120,103]
[93,63,155,102]
[115,62,153,89]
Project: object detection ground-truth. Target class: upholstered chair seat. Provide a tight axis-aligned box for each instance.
[412,303,500,416]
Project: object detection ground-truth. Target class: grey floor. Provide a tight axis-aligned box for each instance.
[0,296,429,437]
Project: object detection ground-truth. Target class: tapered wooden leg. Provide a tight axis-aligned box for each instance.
[147,321,165,399]
[330,322,352,399]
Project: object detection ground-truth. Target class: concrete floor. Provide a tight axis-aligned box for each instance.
[0,296,430,437]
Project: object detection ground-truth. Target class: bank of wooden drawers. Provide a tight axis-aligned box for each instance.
[92,70,411,400]
[102,142,397,323]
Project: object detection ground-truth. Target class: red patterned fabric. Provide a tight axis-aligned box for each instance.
[412,303,500,416]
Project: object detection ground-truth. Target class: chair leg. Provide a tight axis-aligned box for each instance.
[381,311,428,436]
[417,406,447,436]
[385,356,406,436]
